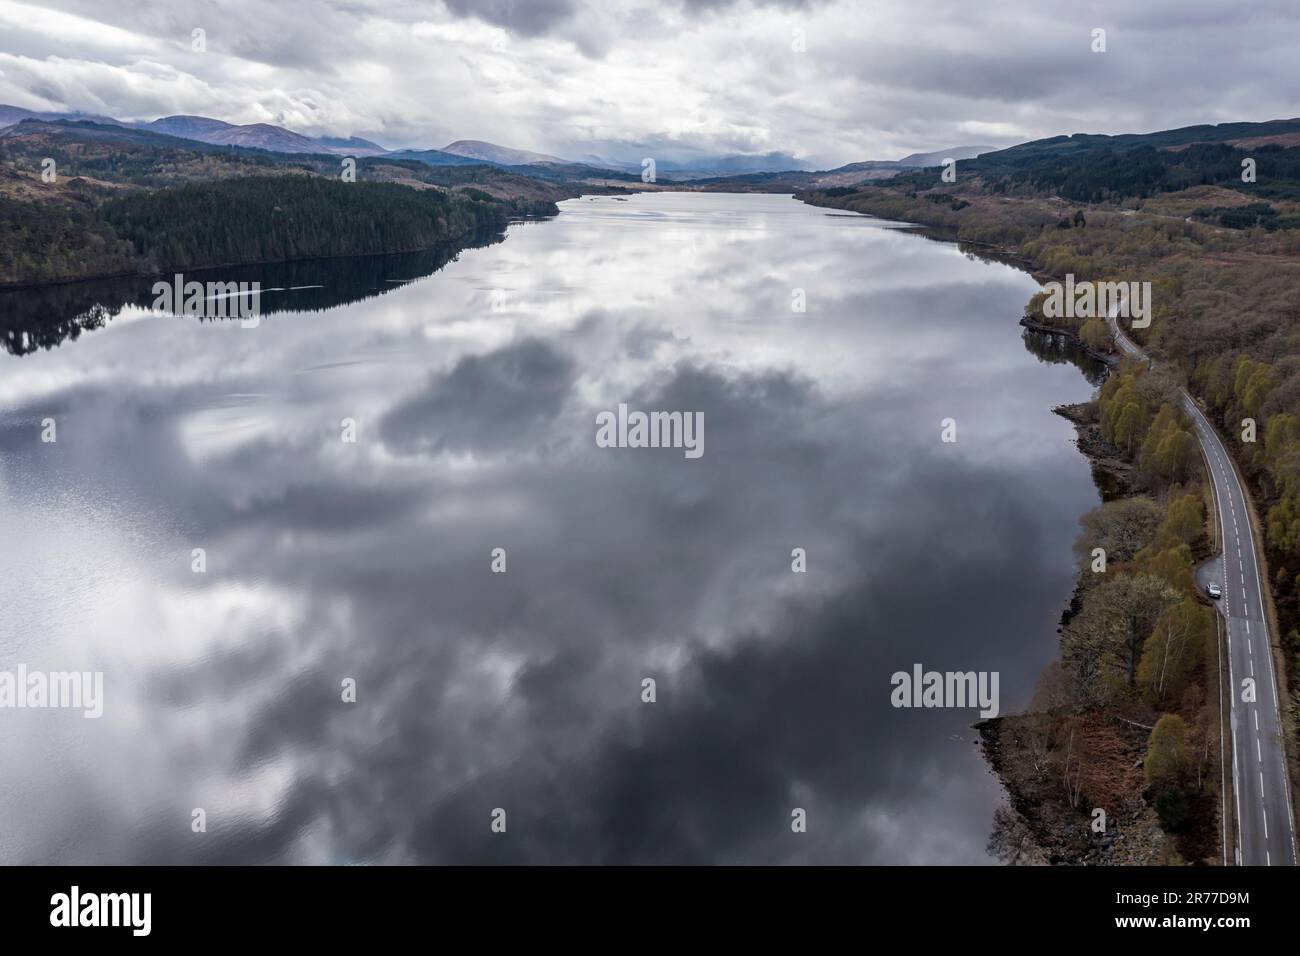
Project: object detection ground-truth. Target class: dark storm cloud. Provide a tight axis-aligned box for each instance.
[144,639,288,711]
[405,461,1059,865]
[31,0,364,71]
[113,352,1063,864]
[9,0,1300,163]
[379,337,577,454]
[0,195,1099,865]
[443,0,578,36]
[832,42,1099,105]
[679,0,824,9]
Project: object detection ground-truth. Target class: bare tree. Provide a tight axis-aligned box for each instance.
[987,806,1045,866]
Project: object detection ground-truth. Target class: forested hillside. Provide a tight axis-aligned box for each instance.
[1020,213,1300,670]
[0,194,137,284]
[0,120,587,286]
[886,120,1300,213]
[100,176,507,272]
[800,116,1300,864]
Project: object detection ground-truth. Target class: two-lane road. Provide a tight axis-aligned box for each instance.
[1108,307,1296,865]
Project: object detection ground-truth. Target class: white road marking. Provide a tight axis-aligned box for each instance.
[1119,315,1298,864]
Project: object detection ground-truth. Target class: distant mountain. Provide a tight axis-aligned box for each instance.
[440,140,572,166]
[144,115,329,153]
[144,115,236,139]
[383,148,494,167]
[210,123,324,152]
[969,119,1300,166]
[690,146,997,190]
[896,145,995,167]
[0,105,35,127]
[574,152,629,170]
[0,105,124,128]
[947,118,1300,205]
[674,152,807,175]
[0,118,229,152]
[146,117,386,156]
[578,150,808,178]
[0,106,393,157]
[0,105,815,177]
[316,135,389,157]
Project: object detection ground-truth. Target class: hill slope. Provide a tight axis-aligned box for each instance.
[440,139,572,165]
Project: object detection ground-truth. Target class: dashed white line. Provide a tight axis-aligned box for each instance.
[1123,318,1298,864]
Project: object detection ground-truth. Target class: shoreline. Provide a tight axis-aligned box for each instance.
[0,222,520,294]
[796,190,1228,863]
[1021,318,1116,368]
[1051,400,1136,498]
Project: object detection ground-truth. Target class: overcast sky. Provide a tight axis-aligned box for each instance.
[1,0,1297,167]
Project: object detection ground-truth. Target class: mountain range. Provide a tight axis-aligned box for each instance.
[0,106,390,157]
[0,103,989,178]
[143,115,390,156]
[4,108,1299,294]
[896,146,994,166]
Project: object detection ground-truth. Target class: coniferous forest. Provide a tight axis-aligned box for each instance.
[100,176,511,272]
[0,121,574,287]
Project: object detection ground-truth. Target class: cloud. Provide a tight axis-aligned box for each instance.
[0,192,1102,864]
[442,0,578,37]
[379,338,577,454]
[3,0,1298,164]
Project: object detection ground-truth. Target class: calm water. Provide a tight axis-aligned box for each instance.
[0,192,1101,864]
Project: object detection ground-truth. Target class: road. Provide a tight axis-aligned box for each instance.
[1108,307,1296,865]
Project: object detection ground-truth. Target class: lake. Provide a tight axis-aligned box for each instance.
[0,191,1102,864]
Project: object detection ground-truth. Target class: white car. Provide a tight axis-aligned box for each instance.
[1207,582,1222,600]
